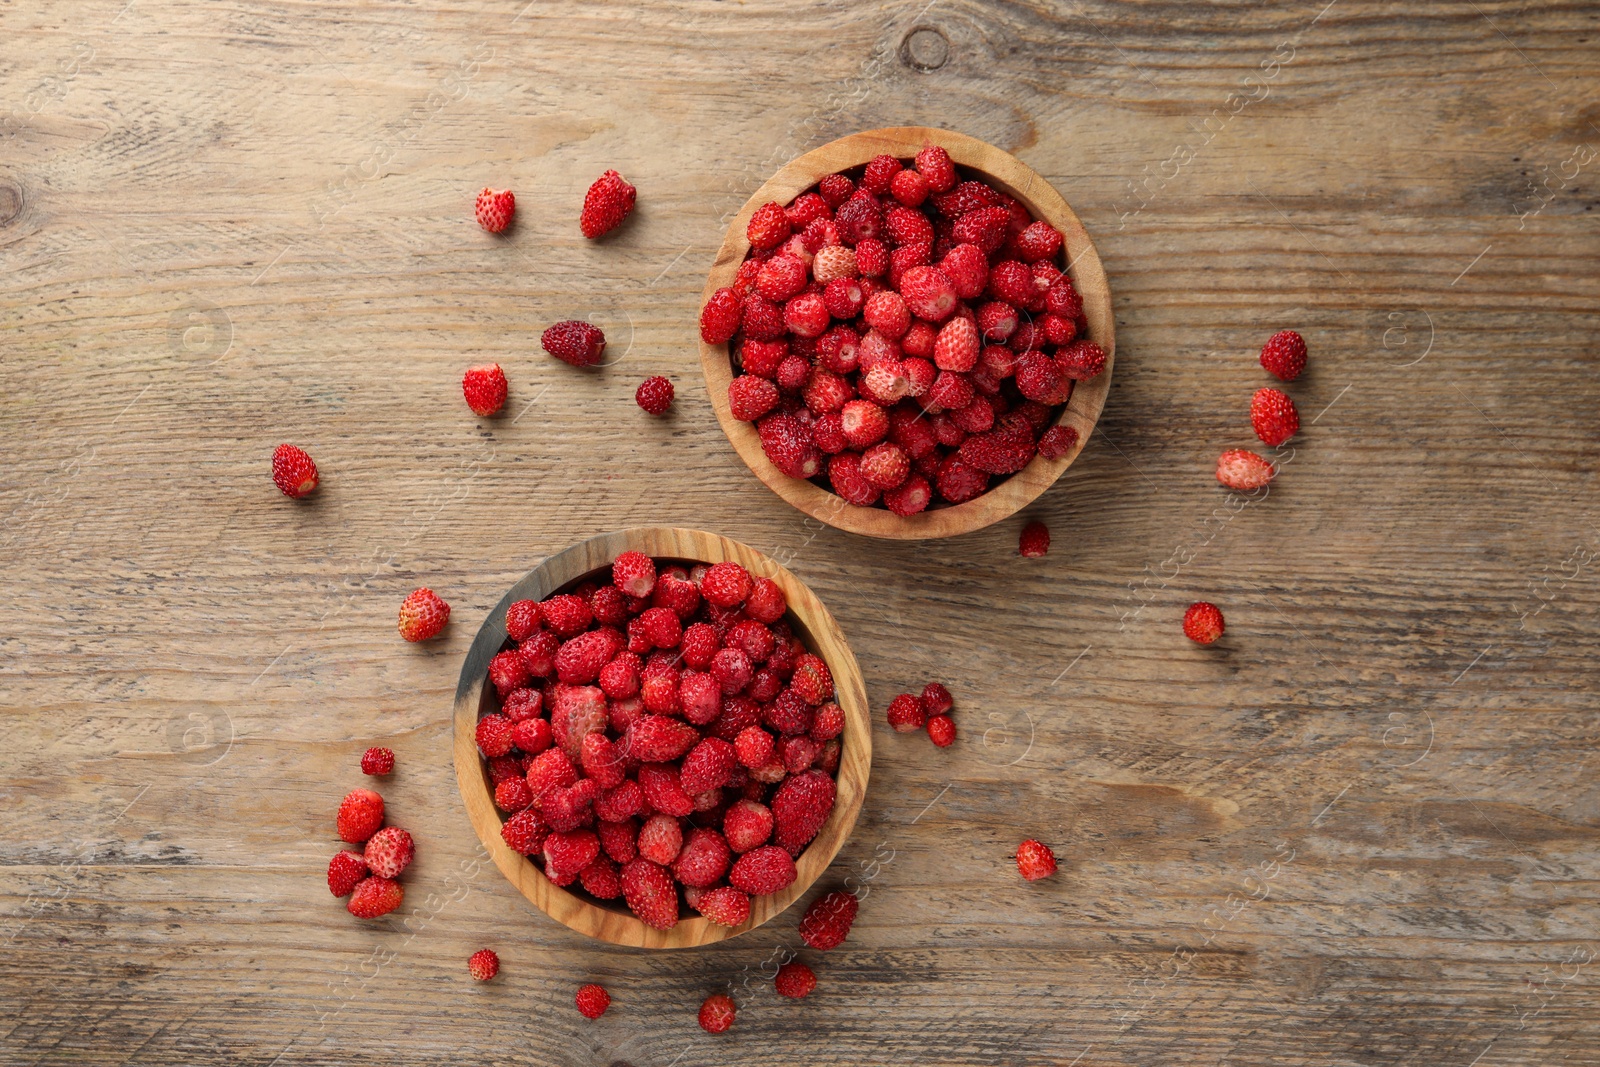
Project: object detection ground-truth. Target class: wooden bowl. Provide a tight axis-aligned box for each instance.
[699,126,1115,540]
[452,527,871,949]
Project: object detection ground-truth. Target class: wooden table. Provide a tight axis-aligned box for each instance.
[3,2,1597,1064]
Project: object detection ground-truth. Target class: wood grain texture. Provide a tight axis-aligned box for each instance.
[452,527,870,949]
[2,1,1599,1065]
[699,126,1114,539]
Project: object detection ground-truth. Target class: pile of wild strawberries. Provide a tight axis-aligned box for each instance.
[701,144,1104,515]
[328,753,415,918]
[476,551,843,931]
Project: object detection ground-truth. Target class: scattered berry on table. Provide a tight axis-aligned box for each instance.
[775,961,817,999]
[1215,449,1276,491]
[462,363,508,417]
[1019,519,1050,558]
[927,715,957,747]
[1259,329,1307,381]
[920,682,953,717]
[468,949,499,981]
[363,826,415,879]
[886,693,926,733]
[1016,839,1057,881]
[635,376,674,415]
[397,588,450,642]
[798,890,859,950]
[542,320,607,367]
[346,875,404,918]
[698,993,737,1033]
[271,444,319,498]
[576,983,611,1018]
[336,788,384,844]
[475,187,514,233]
[580,170,636,239]
[1183,602,1225,645]
[360,747,394,776]
[1250,387,1299,446]
[327,850,368,896]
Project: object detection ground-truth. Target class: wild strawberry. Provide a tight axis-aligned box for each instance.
[347,875,403,918]
[501,808,549,855]
[695,885,751,927]
[879,472,929,515]
[635,376,674,415]
[675,827,732,887]
[811,245,855,285]
[838,399,890,450]
[700,286,743,344]
[933,317,980,372]
[358,746,394,776]
[890,167,930,207]
[710,647,753,695]
[1251,387,1299,446]
[517,631,559,677]
[595,818,639,865]
[952,205,1010,253]
[771,770,835,855]
[1215,449,1276,491]
[1014,220,1063,262]
[742,201,787,249]
[327,850,368,896]
[461,363,508,417]
[576,984,611,1019]
[271,444,319,498]
[927,714,957,746]
[1045,279,1083,320]
[512,717,552,755]
[638,813,683,865]
[789,654,834,705]
[475,187,514,233]
[639,762,695,817]
[775,962,817,999]
[1036,425,1079,459]
[757,413,822,479]
[540,593,593,637]
[620,857,680,929]
[697,561,749,609]
[744,577,787,624]
[914,144,957,192]
[859,441,909,489]
[722,798,774,853]
[525,747,579,801]
[1057,340,1106,381]
[1183,601,1225,644]
[504,601,541,644]
[862,290,910,338]
[540,779,600,832]
[885,204,934,249]
[729,844,797,895]
[336,788,384,843]
[1019,519,1050,558]
[623,714,698,763]
[819,276,864,320]
[488,650,530,696]
[935,453,989,504]
[579,855,623,899]
[727,374,780,422]
[1259,329,1307,381]
[926,370,975,413]
[952,396,996,434]
[828,452,880,506]
[699,993,736,1034]
[734,726,776,770]
[861,154,903,194]
[468,948,499,981]
[853,237,888,277]
[835,195,883,245]
[986,260,1033,308]
[803,369,853,414]
[608,551,655,599]
[899,265,957,321]
[932,179,1001,217]
[940,243,989,299]
[494,776,534,811]
[859,359,913,405]
[796,890,858,951]
[774,354,810,393]
[363,825,412,876]
[1016,838,1057,881]
[756,253,807,301]
[960,428,1035,474]
[974,301,1017,343]
[887,692,927,733]
[887,242,931,288]
[476,712,514,757]
[680,737,739,794]
[541,320,606,367]
[578,169,634,238]
[543,828,601,880]
[818,173,855,207]
[1015,352,1068,405]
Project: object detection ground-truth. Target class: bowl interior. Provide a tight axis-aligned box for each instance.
[453,527,871,949]
[698,126,1115,540]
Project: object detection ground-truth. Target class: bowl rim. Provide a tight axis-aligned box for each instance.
[698,125,1115,540]
[451,526,872,949]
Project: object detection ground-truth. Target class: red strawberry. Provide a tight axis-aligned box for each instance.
[934,454,989,504]
[933,317,980,372]
[771,769,835,855]
[542,828,600,880]
[674,827,732,887]
[1057,340,1106,381]
[347,875,404,918]
[487,651,529,696]
[898,265,957,321]
[1215,449,1276,491]
[1014,352,1069,405]
[700,286,743,344]
[835,195,883,245]
[363,826,414,879]
[525,747,579,800]
[327,850,368,896]
[860,442,910,489]
[927,714,957,746]
[638,762,695,817]
[747,202,791,250]
[1016,838,1057,881]
[635,376,674,415]
[500,808,549,855]
[475,187,514,233]
[336,788,384,843]
[1015,220,1063,262]
[728,374,780,422]
[624,715,699,763]
[580,855,623,898]
[541,320,606,367]
[576,984,611,1019]
[887,692,926,732]
[959,427,1035,475]
[1036,425,1080,459]
[890,167,930,207]
[884,204,933,249]
[638,813,683,865]
[921,682,953,716]
[1259,329,1307,380]
[580,169,635,239]
[952,205,1011,253]
[819,173,855,206]
[1019,519,1050,558]
[541,593,594,636]
[722,798,773,853]
[680,737,739,794]
[1183,601,1225,644]
[611,550,656,598]
[596,817,638,863]
[939,243,989,299]
[728,845,797,895]
[931,180,1000,217]
[789,653,834,705]
[621,857,680,929]
[1250,387,1299,446]
[799,889,858,949]
[775,961,817,999]
[271,444,319,498]
[462,363,508,416]
[468,948,499,981]
[757,413,823,479]
[695,885,751,927]
[914,144,957,192]
[699,993,736,1033]
[360,747,394,776]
